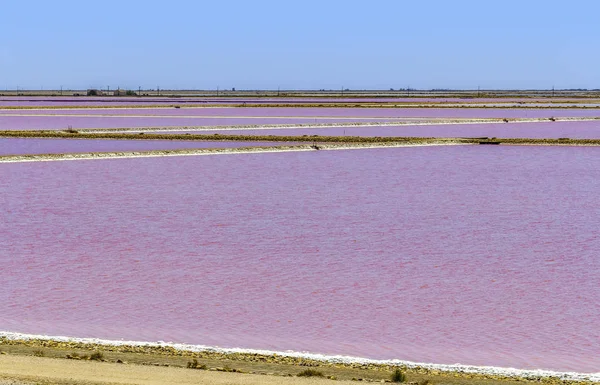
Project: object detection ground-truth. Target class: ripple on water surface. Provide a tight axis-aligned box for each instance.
[0,145,599,373]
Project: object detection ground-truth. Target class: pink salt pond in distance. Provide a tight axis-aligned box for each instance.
[1,96,599,107]
[0,116,399,131]
[1,106,600,119]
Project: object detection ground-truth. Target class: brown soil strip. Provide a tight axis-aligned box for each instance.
[2,131,600,146]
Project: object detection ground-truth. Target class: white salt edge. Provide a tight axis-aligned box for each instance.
[80,116,600,134]
[1,331,598,382]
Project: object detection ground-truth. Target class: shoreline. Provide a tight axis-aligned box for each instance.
[0,142,466,164]
[4,138,600,164]
[0,116,598,135]
[1,331,598,384]
[78,116,600,134]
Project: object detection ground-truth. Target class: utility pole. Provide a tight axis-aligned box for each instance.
[138,86,141,95]
[217,86,219,97]
[60,85,63,96]
[277,87,280,97]
[157,86,160,96]
[478,86,480,98]
[552,85,555,98]
[407,86,410,98]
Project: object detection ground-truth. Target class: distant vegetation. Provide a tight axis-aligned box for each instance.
[89,351,104,361]
[297,368,325,377]
[65,351,104,361]
[186,358,207,369]
[391,368,407,383]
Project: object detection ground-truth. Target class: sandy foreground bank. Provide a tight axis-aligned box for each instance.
[1,336,598,385]
[0,348,588,385]
[0,354,355,385]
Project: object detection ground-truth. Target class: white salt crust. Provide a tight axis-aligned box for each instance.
[0,331,598,382]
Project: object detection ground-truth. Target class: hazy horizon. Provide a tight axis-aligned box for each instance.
[3,87,600,92]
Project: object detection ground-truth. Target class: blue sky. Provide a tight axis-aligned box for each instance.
[1,0,598,90]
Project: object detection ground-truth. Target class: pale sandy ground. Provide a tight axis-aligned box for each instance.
[0,355,354,385]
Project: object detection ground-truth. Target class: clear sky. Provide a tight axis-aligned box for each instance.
[1,0,599,90]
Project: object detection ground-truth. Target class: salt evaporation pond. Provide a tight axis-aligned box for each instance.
[0,116,395,131]
[0,97,206,107]
[1,146,598,373]
[2,106,600,119]
[0,138,298,156]
[1,96,599,107]
[173,121,600,139]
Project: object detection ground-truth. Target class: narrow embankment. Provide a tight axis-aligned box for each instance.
[52,117,600,134]
[2,130,600,145]
[0,116,596,134]
[0,141,466,163]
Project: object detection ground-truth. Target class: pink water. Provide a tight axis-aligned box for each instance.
[0,138,298,156]
[0,96,598,107]
[2,107,600,119]
[0,116,392,131]
[174,121,600,139]
[1,146,599,372]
